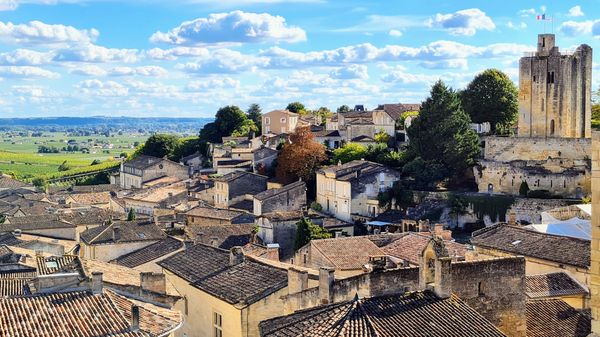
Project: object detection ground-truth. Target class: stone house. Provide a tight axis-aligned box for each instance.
[255,211,305,261]
[186,206,255,229]
[116,155,189,189]
[0,215,77,240]
[525,272,588,310]
[214,145,278,175]
[111,236,185,273]
[471,224,589,285]
[194,223,256,250]
[122,183,188,216]
[262,110,299,135]
[312,130,343,149]
[158,244,290,337]
[316,160,401,222]
[253,181,306,216]
[180,151,204,174]
[213,171,268,209]
[79,220,167,261]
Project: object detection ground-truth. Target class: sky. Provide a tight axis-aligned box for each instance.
[0,0,598,118]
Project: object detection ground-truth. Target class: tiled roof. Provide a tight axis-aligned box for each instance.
[376,103,421,120]
[229,199,254,212]
[0,176,29,189]
[158,244,230,283]
[36,255,85,276]
[186,206,245,220]
[123,155,165,170]
[0,289,182,337]
[113,237,184,268]
[381,233,469,265]
[471,224,590,268]
[195,224,255,250]
[318,160,398,183]
[258,211,304,222]
[526,299,590,337]
[254,181,305,201]
[312,130,342,138]
[0,232,22,246]
[192,260,287,305]
[260,291,506,337]
[350,135,375,142]
[310,236,385,270]
[213,170,266,182]
[0,278,31,296]
[0,215,75,232]
[68,191,112,205]
[526,272,588,299]
[79,220,166,245]
[59,208,124,226]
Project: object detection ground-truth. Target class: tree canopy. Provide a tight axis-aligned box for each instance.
[199,105,253,144]
[286,102,306,114]
[460,69,518,133]
[337,105,351,113]
[294,217,331,250]
[407,80,480,186]
[141,134,180,159]
[332,143,368,164]
[247,103,262,135]
[276,125,327,183]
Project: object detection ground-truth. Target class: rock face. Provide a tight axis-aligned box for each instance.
[475,34,593,198]
[518,34,592,139]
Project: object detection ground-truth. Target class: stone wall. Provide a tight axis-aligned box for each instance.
[256,218,298,260]
[589,131,600,334]
[483,136,591,162]
[254,183,306,216]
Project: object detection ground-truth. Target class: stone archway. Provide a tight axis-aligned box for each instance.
[487,183,494,194]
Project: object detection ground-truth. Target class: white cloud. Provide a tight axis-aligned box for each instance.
[559,20,597,36]
[0,49,53,65]
[0,0,18,11]
[53,44,139,63]
[150,10,306,46]
[517,8,536,17]
[145,47,209,60]
[507,21,527,30]
[185,77,240,91]
[419,59,468,70]
[108,66,167,77]
[388,29,402,37]
[330,64,368,80]
[177,48,267,74]
[77,79,128,96]
[0,20,98,47]
[335,15,423,33]
[69,65,107,76]
[427,8,495,36]
[0,65,59,78]
[568,6,584,17]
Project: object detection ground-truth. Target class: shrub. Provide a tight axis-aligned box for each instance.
[310,201,323,212]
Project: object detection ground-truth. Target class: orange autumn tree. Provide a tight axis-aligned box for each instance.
[276,125,327,183]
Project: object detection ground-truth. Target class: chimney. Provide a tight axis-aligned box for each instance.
[183,240,194,250]
[508,212,517,226]
[91,272,103,294]
[434,257,452,299]
[195,232,204,245]
[229,246,244,266]
[287,267,309,295]
[318,267,335,304]
[112,226,121,242]
[140,272,166,295]
[131,305,140,331]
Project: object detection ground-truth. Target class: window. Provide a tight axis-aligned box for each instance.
[281,117,286,123]
[547,71,555,84]
[213,312,223,337]
[265,117,271,125]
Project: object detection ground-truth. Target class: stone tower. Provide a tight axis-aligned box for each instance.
[517,34,592,138]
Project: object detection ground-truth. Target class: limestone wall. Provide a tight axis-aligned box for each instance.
[589,131,600,333]
[483,136,591,162]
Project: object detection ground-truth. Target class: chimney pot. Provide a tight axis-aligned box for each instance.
[229,246,244,266]
[318,267,335,304]
[131,305,140,330]
[91,272,103,294]
[112,226,121,242]
[287,267,309,295]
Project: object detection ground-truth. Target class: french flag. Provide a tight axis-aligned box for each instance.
[536,14,546,20]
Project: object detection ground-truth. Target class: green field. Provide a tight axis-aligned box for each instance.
[0,132,148,181]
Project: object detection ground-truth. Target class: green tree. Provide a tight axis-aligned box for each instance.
[32,177,48,191]
[58,160,71,172]
[199,105,250,144]
[332,143,368,164]
[142,134,180,159]
[286,102,306,114]
[313,106,333,125]
[373,129,391,144]
[402,157,447,190]
[247,104,262,135]
[461,69,518,133]
[407,80,480,184]
[127,208,137,221]
[171,137,201,161]
[337,105,351,113]
[0,214,5,224]
[231,119,258,137]
[294,217,331,250]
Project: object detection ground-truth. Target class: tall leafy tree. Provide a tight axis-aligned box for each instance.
[294,217,331,250]
[142,134,180,159]
[332,143,368,164]
[286,102,306,114]
[276,126,327,183]
[407,80,479,183]
[460,69,518,133]
[247,103,262,135]
[337,105,351,113]
[199,105,249,144]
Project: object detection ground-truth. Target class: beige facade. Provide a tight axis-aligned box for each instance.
[590,131,600,334]
[81,240,159,262]
[262,110,299,135]
[119,156,189,189]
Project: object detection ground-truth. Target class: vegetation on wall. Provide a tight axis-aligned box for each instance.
[461,194,515,223]
[294,217,331,250]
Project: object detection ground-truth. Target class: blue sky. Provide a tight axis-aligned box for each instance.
[0,0,598,118]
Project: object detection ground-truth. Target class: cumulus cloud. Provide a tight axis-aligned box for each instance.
[53,44,139,63]
[0,20,98,47]
[0,49,53,65]
[69,65,107,76]
[388,29,402,37]
[77,79,128,96]
[559,20,597,36]
[0,0,18,11]
[507,21,527,30]
[568,6,584,17]
[330,64,368,80]
[419,59,468,70]
[0,65,59,79]
[517,8,536,17]
[427,8,495,36]
[185,77,240,91]
[145,47,209,60]
[177,48,267,74]
[150,11,306,46]
[108,66,167,77]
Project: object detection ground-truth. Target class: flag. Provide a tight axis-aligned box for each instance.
[536,14,545,20]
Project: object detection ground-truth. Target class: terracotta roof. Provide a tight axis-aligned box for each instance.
[471,224,590,268]
[125,184,187,203]
[260,291,506,337]
[526,299,590,337]
[259,211,304,222]
[36,255,84,276]
[526,272,588,299]
[68,191,112,205]
[376,103,421,120]
[254,181,305,201]
[0,176,29,189]
[113,237,184,268]
[312,130,341,138]
[0,289,182,337]
[0,232,22,246]
[79,220,166,245]
[158,244,230,283]
[195,224,255,250]
[309,236,385,270]
[381,233,469,265]
[186,206,245,220]
[59,208,125,226]
[123,155,166,170]
[0,215,75,232]
[213,170,266,182]
[0,278,31,296]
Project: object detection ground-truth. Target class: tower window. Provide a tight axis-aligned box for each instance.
[542,37,545,47]
[547,72,555,84]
